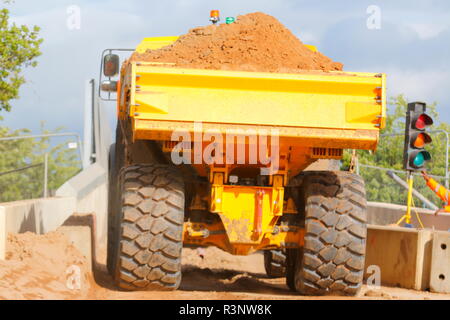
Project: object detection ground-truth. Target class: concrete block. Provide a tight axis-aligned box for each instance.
[56,162,108,253]
[429,231,450,293]
[57,225,93,270]
[60,214,96,271]
[0,197,77,261]
[365,225,433,290]
[0,197,76,235]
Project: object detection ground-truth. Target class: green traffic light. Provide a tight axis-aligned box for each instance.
[411,150,431,168]
[413,152,425,167]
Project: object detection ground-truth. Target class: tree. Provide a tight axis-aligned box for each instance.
[342,94,448,208]
[0,7,42,112]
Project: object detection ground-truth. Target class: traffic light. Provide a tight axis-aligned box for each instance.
[403,102,433,170]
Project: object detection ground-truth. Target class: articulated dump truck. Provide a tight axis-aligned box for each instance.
[102,36,386,295]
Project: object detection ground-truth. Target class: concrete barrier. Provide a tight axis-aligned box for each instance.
[365,225,433,291]
[58,214,95,270]
[0,197,77,259]
[430,231,450,293]
[365,225,450,293]
[56,162,108,247]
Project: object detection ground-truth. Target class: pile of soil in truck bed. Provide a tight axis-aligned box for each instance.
[131,12,343,73]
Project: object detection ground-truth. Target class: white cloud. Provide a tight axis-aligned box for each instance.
[384,67,450,123]
[386,68,450,102]
[407,23,447,39]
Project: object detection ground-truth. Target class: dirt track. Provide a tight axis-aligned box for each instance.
[1,232,449,300]
[90,247,450,300]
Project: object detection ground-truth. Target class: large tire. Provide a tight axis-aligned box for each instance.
[290,171,367,296]
[106,143,119,275]
[106,129,126,274]
[286,248,299,291]
[264,250,286,278]
[109,164,185,290]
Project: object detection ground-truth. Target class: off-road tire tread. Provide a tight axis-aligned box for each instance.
[295,171,367,296]
[264,250,287,278]
[112,164,184,291]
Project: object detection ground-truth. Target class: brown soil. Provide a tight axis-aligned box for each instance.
[131,12,343,73]
[0,231,94,300]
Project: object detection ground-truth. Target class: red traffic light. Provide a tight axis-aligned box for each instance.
[413,113,433,130]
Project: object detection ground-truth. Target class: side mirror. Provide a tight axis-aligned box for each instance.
[103,54,119,77]
[101,80,118,92]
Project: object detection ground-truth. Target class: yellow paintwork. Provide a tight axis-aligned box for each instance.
[211,182,283,238]
[117,36,386,255]
[127,64,385,131]
[135,36,180,52]
[183,221,305,255]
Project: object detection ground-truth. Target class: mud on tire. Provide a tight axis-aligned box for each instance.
[291,171,367,296]
[109,164,185,290]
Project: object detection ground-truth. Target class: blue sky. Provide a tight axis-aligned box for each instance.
[3,0,450,137]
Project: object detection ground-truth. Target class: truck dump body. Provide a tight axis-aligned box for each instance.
[128,64,385,128]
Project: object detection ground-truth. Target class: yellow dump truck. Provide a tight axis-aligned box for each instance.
[102,36,386,295]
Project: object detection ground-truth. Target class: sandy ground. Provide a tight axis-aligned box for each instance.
[91,246,450,300]
[1,231,449,300]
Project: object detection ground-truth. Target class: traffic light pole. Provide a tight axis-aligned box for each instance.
[396,170,414,227]
[405,171,413,225]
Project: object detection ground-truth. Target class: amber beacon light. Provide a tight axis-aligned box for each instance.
[210,10,220,24]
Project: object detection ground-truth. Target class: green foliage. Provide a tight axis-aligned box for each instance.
[342,94,449,208]
[0,123,81,202]
[0,8,43,112]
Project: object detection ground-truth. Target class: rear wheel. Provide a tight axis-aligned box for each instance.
[263,250,286,278]
[109,163,185,290]
[288,171,367,296]
[107,127,126,274]
[286,248,299,291]
[106,143,120,275]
